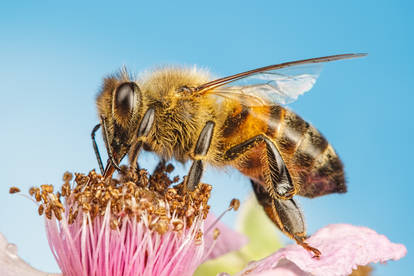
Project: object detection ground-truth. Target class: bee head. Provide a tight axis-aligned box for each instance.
[96,71,143,169]
[112,82,141,126]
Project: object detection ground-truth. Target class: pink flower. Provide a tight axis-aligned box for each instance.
[233,224,407,276]
[45,208,247,276]
[0,232,59,276]
[4,171,407,276]
[0,212,246,276]
[4,168,247,276]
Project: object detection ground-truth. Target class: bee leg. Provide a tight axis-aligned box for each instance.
[128,108,156,171]
[224,134,295,199]
[153,158,166,174]
[128,141,143,172]
[250,180,321,258]
[185,121,215,191]
[101,116,122,175]
[91,123,104,174]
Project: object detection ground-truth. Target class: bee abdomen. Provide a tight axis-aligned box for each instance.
[268,107,346,198]
[271,107,310,155]
[292,125,328,170]
[222,105,250,138]
[298,144,346,198]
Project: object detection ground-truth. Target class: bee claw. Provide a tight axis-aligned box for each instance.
[301,241,321,258]
[294,236,321,258]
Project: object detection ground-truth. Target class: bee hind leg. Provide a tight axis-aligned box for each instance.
[224,134,295,199]
[185,121,215,191]
[251,179,321,258]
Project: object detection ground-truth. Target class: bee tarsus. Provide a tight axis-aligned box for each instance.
[250,180,321,256]
[186,160,203,192]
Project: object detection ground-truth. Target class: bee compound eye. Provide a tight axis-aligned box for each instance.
[115,82,138,117]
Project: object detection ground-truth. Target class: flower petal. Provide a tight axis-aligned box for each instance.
[237,224,407,276]
[204,213,249,260]
[0,232,61,276]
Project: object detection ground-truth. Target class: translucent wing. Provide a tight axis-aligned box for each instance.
[195,53,366,106]
[212,64,321,105]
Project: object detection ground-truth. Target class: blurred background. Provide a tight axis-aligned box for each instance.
[0,1,412,275]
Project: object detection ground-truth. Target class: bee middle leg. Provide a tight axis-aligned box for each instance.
[128,108,156,171]
[185,121,215,191]
[224,134,295,200]
[251,180,321,258]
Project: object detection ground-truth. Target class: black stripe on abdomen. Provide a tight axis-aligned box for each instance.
[221,105,249,138]
[292,125,329,169]
[276,110,309,154]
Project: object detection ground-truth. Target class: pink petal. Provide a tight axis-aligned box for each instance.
[237,224,407,276]
[46,204,213,276]
[203,213,249,260]
[0,232,61,276]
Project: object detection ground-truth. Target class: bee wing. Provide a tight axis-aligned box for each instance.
[196,53,366,106]
[211,65,321,105]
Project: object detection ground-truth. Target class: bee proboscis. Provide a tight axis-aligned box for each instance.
[92,53,366,257]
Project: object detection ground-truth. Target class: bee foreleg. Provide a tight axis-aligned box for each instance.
[128,141,143,171]
[91,123,104,174]
[250,180,321,258]
[185,121,215,191]
[153,158,166,174]
[128,108,155,171]
[224,134,295,199]
[101,116,121,173]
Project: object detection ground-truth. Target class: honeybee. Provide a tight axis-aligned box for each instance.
[92,53,365,257]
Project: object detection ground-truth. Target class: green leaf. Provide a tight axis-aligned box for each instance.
[195,194,283,275]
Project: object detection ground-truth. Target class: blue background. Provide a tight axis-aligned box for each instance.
[0,1,412,275]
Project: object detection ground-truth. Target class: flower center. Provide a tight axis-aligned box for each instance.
[28,164,212,234]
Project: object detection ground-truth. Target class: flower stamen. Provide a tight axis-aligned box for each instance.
[12,165,218,276]
[206,198,240,234]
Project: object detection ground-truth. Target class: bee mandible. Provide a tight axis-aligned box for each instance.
[92,53,366,257]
